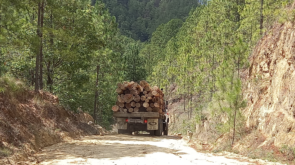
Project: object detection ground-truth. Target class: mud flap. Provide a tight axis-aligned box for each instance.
[117,118,127,130]
[147,119,158,130]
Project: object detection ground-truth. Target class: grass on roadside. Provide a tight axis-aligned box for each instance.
[0,147,12,158]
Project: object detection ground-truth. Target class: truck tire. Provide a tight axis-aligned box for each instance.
[155,119,163,136]
[164,123,168,135]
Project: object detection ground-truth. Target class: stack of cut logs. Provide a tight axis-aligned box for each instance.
[112,81,164,113]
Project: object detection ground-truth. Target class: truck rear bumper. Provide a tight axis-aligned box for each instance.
[116,118,159,131]
[113,112,159,118]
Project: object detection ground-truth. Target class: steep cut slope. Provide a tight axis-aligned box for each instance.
[242,21,295,148]
[0,78,100,164]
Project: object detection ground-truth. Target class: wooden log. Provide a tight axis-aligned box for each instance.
[120,82,128,90]
[152,107,160,112]
[119,102,125,108]
[123,109,128,113]
[143,91,147,94]
[112,105,119,112]
[147,92,153,97]
[130,89,138,95]
[119,107,124,112]
[118,95,124,103]
[136,103,141,108]
[144,86,151,92]
[126,103,132,109]
[128,108,134,113]
[152,90,159,96]
[116,88,123,94]
[141,95,146,101]
[127,81,135,90]
[124,94,133,103]
[152,86,159,91]
[140,80,148,87]
[143,102,149,108]
[147,107,152,112]
[134,107,139,112]
[134,95,141,102]
[124,94,132,101]
[124,89,131,94]
[154,103,160,108]
[137,85,143,93]
[131,101,136,107]
[150,103,154,108]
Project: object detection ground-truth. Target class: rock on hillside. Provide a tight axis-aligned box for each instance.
[240,21,295,150]
[0,80,100,164]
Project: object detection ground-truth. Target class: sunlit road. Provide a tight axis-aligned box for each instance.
[33,134,281,165]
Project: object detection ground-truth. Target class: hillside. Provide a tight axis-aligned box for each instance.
[0,78,102,164]
[101,0,203,41]
[166,11,295,165]
[237,20,295,160]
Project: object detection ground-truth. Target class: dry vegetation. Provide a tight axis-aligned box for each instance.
[0,77,101,164]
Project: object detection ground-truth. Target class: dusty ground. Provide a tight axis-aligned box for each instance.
[24,134,285,165]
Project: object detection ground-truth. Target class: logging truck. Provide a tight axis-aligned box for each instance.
[112,81,169,136]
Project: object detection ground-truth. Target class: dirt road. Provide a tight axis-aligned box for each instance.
[33,134,283,165]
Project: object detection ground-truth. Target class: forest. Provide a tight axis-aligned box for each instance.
[0,0,293,131]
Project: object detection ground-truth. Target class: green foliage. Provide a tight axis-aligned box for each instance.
[101,0,203,41]
[0,77,27,98]
[0,0,131,127]
[0,147,12,157]
[122,40,147,82]
[142,0,291,141]
[0,0,291,131]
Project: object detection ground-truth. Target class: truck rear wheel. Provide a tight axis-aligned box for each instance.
[155,119,163,136]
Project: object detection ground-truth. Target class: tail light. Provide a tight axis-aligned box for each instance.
[125,119,128,122]
[144,119,147,123]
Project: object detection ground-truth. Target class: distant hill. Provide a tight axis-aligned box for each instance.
[98,0,204,41]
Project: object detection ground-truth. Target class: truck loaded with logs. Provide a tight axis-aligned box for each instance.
[112,80,168,136]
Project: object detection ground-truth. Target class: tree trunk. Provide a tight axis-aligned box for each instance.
[93,65,100,123]
[39,0,44,90]
[35,2,41,92]
[232,106,237,146]
[47,12,54,93]
[46,61,53,92]
[260,0,264,36]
